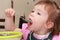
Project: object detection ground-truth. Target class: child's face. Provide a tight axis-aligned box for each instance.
[28,4,49,32]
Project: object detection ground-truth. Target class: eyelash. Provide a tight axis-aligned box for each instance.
[31,11,34,13]
[31,11,41,15]
[37,12,41,15]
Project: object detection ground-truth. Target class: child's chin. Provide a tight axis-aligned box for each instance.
[28,28,34,31]
[27,27,31,30]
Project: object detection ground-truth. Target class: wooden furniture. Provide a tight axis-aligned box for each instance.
[0,19,5,29]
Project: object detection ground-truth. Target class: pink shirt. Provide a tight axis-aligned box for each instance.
[22,23,60,40]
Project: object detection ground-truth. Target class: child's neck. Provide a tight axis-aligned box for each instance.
[34,29,50,35]
[33,31,51,39]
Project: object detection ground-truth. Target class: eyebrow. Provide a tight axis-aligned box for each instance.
[37,9,42,12]
[37,8,48,15]
[37,9,44,13]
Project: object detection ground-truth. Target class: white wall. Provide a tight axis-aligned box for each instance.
[0,0,11,26]
[0,0,11,18]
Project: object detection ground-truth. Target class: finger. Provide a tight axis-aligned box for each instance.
[9,8,15,16]
[5,9,10,14]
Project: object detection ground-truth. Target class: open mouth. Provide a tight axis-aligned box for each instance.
[28,18,33,27]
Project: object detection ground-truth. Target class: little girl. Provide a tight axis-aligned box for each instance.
[5,0,60,40]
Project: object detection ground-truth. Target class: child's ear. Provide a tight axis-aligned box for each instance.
[46,21,54,29]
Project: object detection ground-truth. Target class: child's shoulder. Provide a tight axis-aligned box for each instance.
[58,32,60,37]
[52,32,60,40]
[59,32,60,38]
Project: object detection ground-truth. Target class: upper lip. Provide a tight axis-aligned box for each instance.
[28,18,32,23]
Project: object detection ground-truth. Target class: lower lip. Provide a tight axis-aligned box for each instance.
[26,22,32,29]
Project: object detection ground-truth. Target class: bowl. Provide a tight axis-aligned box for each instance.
[0,31,22,40]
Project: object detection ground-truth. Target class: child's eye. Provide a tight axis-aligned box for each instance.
[37,12,41,15]
[31,11,34,13]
